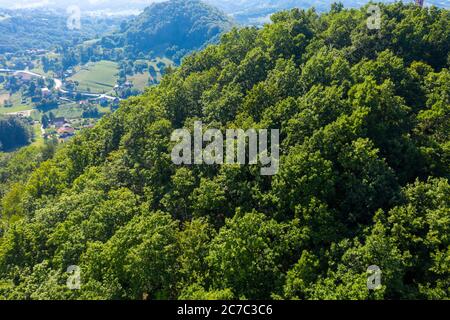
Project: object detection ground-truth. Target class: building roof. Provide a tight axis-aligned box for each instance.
[57,126,75,135]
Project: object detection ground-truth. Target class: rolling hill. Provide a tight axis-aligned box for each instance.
[98,0,234,62]
[0,8,125,54]
[4,1,449,26]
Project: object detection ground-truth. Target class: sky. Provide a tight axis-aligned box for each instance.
[0,0,448,11]
[0,0,162,10]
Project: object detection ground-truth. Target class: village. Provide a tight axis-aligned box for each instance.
[1,68,122,143]
[0,50,136,144]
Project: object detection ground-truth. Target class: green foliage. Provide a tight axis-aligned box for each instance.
[80,211,179,299]
[0,116,32,151]
[205,211,305,299]
[0,3,448,300]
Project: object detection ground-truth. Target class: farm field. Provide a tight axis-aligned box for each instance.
[67,60,119,93]
[39,102,110,120]
[128,72,150,91]
[0,92,9,104]
[42,103,83,119]
[0,91,33,115]
[127,57,174,88]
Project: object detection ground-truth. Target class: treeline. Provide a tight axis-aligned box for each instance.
[0,2,449,300]
[0,143,57,236]
[0,116,32,151]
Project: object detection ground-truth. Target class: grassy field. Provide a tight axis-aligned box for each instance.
[30,64,54,78]
[31,122,44,147]
[0,92,9,105]
[0,90,33,115]
[68,60,119,93]
[128,72,150,91]
[127,57,174,90]
[44,103,83,119]
[97,105,111,114]
[30,110,41,121]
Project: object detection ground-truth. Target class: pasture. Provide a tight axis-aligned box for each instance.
[68,60,119,94]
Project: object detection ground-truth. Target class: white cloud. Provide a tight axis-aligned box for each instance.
[3,0,53,9]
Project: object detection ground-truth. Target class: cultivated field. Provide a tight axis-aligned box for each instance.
[68,60,119,93]
[128,72,150,91]
[0,90,33,115]
[127,57,174,90]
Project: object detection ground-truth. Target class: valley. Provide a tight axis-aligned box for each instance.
[0,0,228,151]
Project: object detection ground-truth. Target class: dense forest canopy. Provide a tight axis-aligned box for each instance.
[0,2,449,300]
[0,116,32,151]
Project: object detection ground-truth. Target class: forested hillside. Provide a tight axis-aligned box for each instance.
[0,9,123,54]
[0,143,56,233]
[97,0,234,63]
[208,0,450,24]
[0,2,449,300]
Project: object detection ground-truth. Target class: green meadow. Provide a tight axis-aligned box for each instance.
[0,88,33,115]
[128,72,150,91]
[68,60,119,93]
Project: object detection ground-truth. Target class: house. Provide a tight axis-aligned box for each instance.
[57,124,75,136]
[63,69,75,78]
[41,87,51,97]
[53,117,66,127]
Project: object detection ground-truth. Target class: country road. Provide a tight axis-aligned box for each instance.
[0,68,119,101]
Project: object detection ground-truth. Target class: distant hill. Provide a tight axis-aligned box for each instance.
[207,0,450,25]
[99,0,234,63]
[0,9,124,54]
[2,1,450,30]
